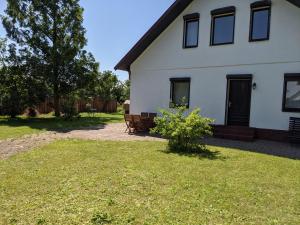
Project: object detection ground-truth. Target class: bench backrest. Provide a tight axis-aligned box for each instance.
[289,117,300,143]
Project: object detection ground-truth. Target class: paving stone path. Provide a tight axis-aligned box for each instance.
[0,123,164,159]
[0,123,299,160]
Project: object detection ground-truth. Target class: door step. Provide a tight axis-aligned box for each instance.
[212,125,255,142]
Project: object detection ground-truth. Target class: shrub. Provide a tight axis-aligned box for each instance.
[151,106,214,151]
[61,97,79,120]
[24,107,39,117]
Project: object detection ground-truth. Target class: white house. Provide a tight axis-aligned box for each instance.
[115,0,300,141]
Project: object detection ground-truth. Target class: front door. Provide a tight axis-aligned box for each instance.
[227,79,252,126]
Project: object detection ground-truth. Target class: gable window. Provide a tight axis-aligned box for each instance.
[170,78,191,108]
[183,13,200,48]
[283,74,300,112]
[250,1,271,42]
[210,6,236,46]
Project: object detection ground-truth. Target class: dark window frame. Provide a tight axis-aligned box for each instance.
[170,78,191,108]
[210,6,236,46]
[183,13,200,49]
[282,73,300,113]
[249,6,271,42]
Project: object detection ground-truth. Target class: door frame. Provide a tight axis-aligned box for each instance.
[225,74,253,126]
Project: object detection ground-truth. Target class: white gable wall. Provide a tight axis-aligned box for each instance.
[130,0,300,130]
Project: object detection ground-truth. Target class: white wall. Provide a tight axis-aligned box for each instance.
[130,0,300,131]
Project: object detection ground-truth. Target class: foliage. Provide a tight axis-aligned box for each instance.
[0,140,299,224]
[93,71,119,101]
[83,70,130,104]
[122,79,130,102]
[60,95,80,120]
[0,40,48,117]
[151,106,214,151]
[2,0,99,116]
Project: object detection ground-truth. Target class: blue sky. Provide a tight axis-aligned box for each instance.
[0,0,175,81]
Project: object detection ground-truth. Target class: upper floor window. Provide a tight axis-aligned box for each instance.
[170,78,191,108]
[250,1,271,42]
[282,74,300,112]
[183,13,200,48]
[210,6,236,46]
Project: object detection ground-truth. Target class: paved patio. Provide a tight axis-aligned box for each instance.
[0,123,299,160]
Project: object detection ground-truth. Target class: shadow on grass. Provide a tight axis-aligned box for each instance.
[204,137,300,160]
[0,113,123,133]
[161,144,226,160]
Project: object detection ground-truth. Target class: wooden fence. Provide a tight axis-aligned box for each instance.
[37,97,117,114]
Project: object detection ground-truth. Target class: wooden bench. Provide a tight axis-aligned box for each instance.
[289,117,300,143]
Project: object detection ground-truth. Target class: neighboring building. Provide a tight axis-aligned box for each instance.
[115,0,300,141]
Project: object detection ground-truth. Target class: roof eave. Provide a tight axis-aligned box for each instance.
[287,0,300,7]
[115,0,300,71]
[114,0,194,71]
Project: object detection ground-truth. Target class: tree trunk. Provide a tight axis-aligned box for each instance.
[54,83,60,117]
[52,4,60,117]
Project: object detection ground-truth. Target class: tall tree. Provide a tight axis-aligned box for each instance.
[2,0,98,116]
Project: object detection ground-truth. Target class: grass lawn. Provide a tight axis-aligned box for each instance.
[0,112,123,140]
[0,140,299,225]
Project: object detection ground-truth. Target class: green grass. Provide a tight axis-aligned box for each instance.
[0,112,123,140]
[0,140,299,225]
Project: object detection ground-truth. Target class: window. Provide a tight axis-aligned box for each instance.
[211,6,235,46]
[283,74,300,112]
[250,1,271,42]
[170,78,191,108]
[183,13,200,48]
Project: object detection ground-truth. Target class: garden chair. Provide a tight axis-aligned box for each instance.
[132,115,145,132]
[124,114,134,134]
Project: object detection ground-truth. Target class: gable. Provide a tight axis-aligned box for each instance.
[115,0,300,72]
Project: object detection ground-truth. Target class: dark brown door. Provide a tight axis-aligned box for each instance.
[227,79,252,126]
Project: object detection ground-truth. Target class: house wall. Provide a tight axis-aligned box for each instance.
[130,0,300,131]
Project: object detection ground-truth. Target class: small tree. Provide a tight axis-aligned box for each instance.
[151,106,214,151]
[60,94,80,120]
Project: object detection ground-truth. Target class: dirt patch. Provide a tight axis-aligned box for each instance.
[0,123,164,159]
[0,132,63,159]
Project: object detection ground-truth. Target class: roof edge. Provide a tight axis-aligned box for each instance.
[287,0,300,7]
[115,0,194,71]
[115,0,300,71]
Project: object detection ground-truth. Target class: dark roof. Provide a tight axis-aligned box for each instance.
[115,0,300,71]
[287,0,300,7]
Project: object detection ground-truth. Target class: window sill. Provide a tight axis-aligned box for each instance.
[282,108,300,113]
[210,42,234,46]
[183,45,198,49]
[249,38,270,42]
[169,102,189,109]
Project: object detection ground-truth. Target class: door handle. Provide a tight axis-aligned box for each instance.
[228,102,232,108]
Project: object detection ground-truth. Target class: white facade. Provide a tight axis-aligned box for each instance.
[129,0,300,131]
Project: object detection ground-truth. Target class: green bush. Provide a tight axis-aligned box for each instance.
[151,106,214,151]
[61,97,80,120]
